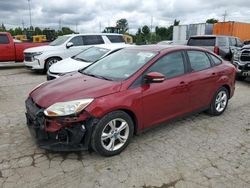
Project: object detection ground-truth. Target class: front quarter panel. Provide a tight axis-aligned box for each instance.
[85,88,144,131]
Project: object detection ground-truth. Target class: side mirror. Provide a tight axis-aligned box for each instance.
[145,72,165,83]
[66,42,74,49]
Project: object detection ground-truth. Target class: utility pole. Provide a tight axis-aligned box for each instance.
[59,19,62,30]
[27,0,32,29]
[22,20,25,30]
[223,10,228,22]
[75,22,78,33]
[150,16,153,33]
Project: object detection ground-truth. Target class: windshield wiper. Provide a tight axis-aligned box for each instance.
[74,57,91,62]
[82,72,113,81]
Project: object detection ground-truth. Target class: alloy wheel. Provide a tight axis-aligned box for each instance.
[101,118,129,151]
[215,90,228,112]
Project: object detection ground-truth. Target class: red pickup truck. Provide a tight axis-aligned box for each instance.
[0,32,48,62]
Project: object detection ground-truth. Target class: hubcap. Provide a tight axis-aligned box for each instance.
[101,118,129,151]
[215,90,227,112]
[48,59,59,67]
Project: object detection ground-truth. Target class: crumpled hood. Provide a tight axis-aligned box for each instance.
[49,57,92,74]
[24,45,62,53]
[30,72,122,108]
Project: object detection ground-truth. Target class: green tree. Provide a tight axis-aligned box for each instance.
[116,18,128,34]
[34,27,42,35]
[14,27,23,35]
[8,28,15,36]
[0,23,6,31]
[61,27,75,35]
[174,19,180,26]
[142,25,150,36]
[206,18,218,24]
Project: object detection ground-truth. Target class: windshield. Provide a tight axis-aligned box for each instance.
[49,36,71,46]
[73,47,110,62]
[81,49,158,81]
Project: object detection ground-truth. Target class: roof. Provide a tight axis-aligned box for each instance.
[92,43,133,50]
[189,34,238,38]
[64,33,123,37]
[125,44,211,53]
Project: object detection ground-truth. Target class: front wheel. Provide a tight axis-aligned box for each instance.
[91,111,134,156]
[45,57,61,72]
[207,87,229,116]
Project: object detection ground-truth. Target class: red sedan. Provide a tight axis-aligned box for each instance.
[25,45,236,156]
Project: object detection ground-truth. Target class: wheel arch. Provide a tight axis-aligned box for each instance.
[44,56,63,70]
[221,84,231,98]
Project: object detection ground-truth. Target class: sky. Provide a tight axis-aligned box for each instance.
[1,0,250,34]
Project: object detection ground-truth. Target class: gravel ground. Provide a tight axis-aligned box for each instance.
[0,67,249,188]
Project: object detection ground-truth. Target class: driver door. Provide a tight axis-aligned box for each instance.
[141,51,189,129]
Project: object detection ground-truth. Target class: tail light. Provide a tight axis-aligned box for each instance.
[214,46,219,55]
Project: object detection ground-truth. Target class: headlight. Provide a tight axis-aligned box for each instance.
[44,99,94,117]
[33,52,43,56]
[233,51,240,61]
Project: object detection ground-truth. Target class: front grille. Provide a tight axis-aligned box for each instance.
[25,97,43,121]
[24,53,34,62]
[240,50,250,61]
[244,63,250,70]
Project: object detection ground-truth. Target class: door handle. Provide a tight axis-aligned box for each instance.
[180,81,185,84]
[212,72,216,75]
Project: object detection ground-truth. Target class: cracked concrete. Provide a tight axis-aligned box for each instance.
[0,68,250,188]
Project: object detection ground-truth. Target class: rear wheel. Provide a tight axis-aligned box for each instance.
[45,57,61,72]
[207,87,229,116]
[91,111,134,156]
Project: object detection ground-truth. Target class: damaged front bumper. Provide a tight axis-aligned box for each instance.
[25,97,97,151]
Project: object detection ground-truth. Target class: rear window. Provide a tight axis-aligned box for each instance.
[209,54,222,65]
[0,34,9,44]
[82,35,104,45]
[188,37,215,46]
[217,37,228,46]
[106,35,125,43]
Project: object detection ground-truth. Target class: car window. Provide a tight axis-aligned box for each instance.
[236,38,243,47]
[106,35,125,43]
[208,53,222,65]
[187,51,211,71]
[188,37,215,46]
[69,36,84,46]
[49,35,71,46]
[82,35,104,45]
[82,49,157,81]
[147,52,185,79]
[0,34,10,44]
[74,47,109,62]
[217,37,228,46]
[229,38,237,46]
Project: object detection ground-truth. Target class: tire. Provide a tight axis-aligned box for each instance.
[91,111,134,156]
[207,87,229,116]
[45,57,61,72]
[236,75,246,81]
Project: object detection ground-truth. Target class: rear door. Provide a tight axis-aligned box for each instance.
[141,51,189,129]
[0,34,15,61]
[185,50,218,111]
